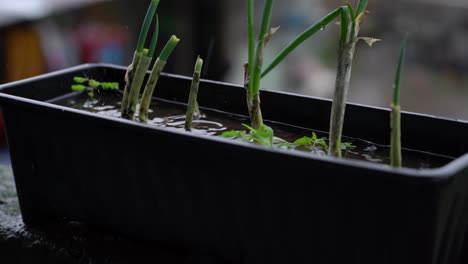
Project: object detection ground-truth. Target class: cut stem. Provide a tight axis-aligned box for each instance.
[139,35,180,122]
[121,51,143,115]
[328,3,369,158]
[185,56,204,131]
[122,52,152,119]
[328,40,357,157]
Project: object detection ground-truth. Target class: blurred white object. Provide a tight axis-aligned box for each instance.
[0,0,110,26]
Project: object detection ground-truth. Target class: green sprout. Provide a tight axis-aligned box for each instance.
[245,0,275,130]
[222,124,274,147]
[184,56,204,131]
[139,35,180,122]
[328,0,379,158]
[121,0,159,119]
[71,76,119,98]
[391,35,408,168]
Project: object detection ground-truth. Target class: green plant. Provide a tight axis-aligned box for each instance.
[245,0,275,130]
[185,56,204,131]
[328,0,379,158]
[139,35,180,122]
[222,124,274,147]
[121,0,160,119]
[391,35,408,168]
[71,76,119,98]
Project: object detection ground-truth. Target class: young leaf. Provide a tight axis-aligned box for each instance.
[221,130,243,138]
[71,84,86,91]
[101,82,120,90]
[73,77,88,83]
[88,79,101,88]
[294,136,312,146]
[317,139,329,150]
[88,91,95,98]
[311,132,318,141]
[341,142,356,150]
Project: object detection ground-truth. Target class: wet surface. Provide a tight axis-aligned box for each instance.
[0,166,228,264]
[56,92,455,169]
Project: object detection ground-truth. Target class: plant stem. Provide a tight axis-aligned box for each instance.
[138,35,180,122]
[390,35,408,168]
[138,58,166,121]
[185,56,204,131]
[247,0,274,130]
[390,104,402,167]
[328,6,363,158]
[328,40,357,157]
[121,51,143,115]
[122,51,152,119]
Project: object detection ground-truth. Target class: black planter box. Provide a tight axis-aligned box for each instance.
[0,64,467,264]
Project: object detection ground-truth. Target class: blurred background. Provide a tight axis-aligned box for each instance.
[0,0,467,156]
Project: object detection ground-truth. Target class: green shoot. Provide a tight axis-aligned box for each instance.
[121,0,160,119]
[71,76,119,98]
[391,35,408,168]
[328,1,375,158]
[138,35,180,122]
[245,0,275,130]
[136,0,159,53]
[147,14,160,57]
[159,35,180,61]
[185,56,204,131]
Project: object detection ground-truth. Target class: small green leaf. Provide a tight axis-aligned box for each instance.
[88,91,95,98]
[221,130,243,138]
[316,139,329,150]
[73,77,88,83]
[311,132,318,141]
[71,84,86,91]
[342,142,356,150]
[101,82,119,90]
[88,79,101,88]
[294,136,312,146]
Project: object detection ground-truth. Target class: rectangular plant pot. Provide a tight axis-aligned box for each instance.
[0,64,467,264]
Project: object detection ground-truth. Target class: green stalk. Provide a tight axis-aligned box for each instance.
[147,14,159,58]
[121,51,143,115]
[137,0,159,53]
[139,36,180,122]
[328,4,367,157]
[121,0,159,118]
[122,50,153,119]
[261,7,343,78]
[246,0,274,130]
[185,56,204,131]
[391,35,408,168]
